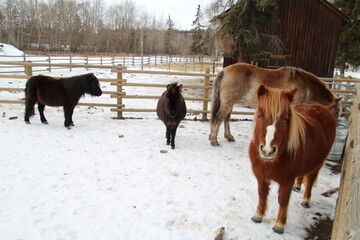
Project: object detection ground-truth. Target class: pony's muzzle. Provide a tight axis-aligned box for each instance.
[259,144,277,160]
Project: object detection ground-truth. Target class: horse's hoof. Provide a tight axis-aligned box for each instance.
[210,141,220,146]
[273,225,284,234]
[25,121,31,124]
[251,215,262,223]
[166,142,170,145]
[301,201,310,208]
[65,126,71,129]
[171,146,175,149]
[70,123,74,126]
[293,186,301,192]
[42,121,48,124]
[226,137,235,142]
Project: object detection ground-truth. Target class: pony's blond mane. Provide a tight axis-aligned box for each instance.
[257,88,306,155]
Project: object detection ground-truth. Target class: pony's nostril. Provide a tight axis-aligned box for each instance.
[259,144,264,152]
[271,146,277,155]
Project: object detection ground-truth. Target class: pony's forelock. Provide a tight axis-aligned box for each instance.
[256,88,306,155]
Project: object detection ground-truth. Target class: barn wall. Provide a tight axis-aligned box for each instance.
[266,0,345,77]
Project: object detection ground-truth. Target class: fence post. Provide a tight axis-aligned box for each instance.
[69,54,73,72]
[47,55,51,72]
[25,61,33,77]
[116,64,124,119]
[202,68,210,121]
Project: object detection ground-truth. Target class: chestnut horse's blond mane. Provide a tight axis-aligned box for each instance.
[256,88,307,155]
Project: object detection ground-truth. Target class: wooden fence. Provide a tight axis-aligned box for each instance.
[0,54,222,74]
[332,83,360,240]
[0,61,358,121]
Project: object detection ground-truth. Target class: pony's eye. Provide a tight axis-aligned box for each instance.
[282,117,289,122]
[257,115,262,119]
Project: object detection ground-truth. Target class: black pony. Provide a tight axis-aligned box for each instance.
[156,83,187,149]
[24,73,102,128]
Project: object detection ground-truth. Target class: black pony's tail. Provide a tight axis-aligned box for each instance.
[24,80,35,116]
[210,71,224,123]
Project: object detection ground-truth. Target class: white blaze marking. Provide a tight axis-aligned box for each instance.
[264,122,276,155]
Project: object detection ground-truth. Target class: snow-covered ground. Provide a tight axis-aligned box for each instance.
[0,43,348,240]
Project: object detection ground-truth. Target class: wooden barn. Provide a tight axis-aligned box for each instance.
[223,0,351,77]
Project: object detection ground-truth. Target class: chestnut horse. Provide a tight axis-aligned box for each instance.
[24,73,102,128]
[209,62,339,146]
[157,83,187,149]
[248,85,337,234]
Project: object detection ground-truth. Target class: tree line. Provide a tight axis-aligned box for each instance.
[0,0,218,56]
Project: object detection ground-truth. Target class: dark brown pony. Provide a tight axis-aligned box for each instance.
[24,73,102,128]
[157,83,187,149]
[209,62,339,146]
[248,85,337,234]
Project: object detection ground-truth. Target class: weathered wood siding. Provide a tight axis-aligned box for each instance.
[266,0,348,77]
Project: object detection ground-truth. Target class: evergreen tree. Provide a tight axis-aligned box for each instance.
[334,0,360,73]
[211,0,279,63]
[164,15,175,54]
[190,4,206,55]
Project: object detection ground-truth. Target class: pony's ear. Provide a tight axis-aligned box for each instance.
[335,97,342,105]
[257,84,269,98]
[167,84,171,90]
[328,97,342,110]
[284,88,298,103]
[178,84,183,91]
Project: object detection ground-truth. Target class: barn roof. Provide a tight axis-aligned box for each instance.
[319,0,351,23]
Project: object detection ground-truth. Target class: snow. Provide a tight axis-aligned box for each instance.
[0,47,343,239]
[0,43,24,56]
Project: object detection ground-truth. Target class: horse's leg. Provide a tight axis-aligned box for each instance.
[251,178,270,224]
[273,182,294,234]
[209,103,233,146]
[301,172,319,208]
[68,107,75,126]
[63,106,73,129]
[293,176,304,192]
[224,110,235,142]
[38,103,48,124]
[166,125,171,145]
[170,126,178,149]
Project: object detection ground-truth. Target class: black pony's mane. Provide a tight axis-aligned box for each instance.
[62,73,92,98]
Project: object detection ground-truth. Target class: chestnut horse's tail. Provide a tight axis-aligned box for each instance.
[210,71,224,123]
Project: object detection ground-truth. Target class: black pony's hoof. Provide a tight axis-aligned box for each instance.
[166,142,170,145]
[293,186,301,192]
[70,123,75,126]
[171,145,175,149]
[301,201,310,208]
[251,215,262,223]
[25,121,31,124]
[273,225,284,234]
[65,125,72,129]
[42,121,48,124]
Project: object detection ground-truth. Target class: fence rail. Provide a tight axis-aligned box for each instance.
[0,61,358,120]
[0,54,222,74]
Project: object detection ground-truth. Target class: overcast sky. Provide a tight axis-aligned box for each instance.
[110,0,214,30]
